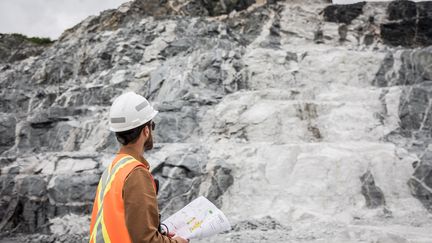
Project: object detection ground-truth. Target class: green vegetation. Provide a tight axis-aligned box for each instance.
[11,33,54,45]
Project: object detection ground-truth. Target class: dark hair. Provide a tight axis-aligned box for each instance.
[115,121,152,145]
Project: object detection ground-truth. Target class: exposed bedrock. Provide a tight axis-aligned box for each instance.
[323,2,366,24]
[360,170,386,209]
[2,0,432,242]
[381,1,432,47]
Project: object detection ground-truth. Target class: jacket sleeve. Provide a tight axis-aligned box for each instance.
[123,167,178,243]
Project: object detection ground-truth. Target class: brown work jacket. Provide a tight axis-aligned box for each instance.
[120,147,178,243]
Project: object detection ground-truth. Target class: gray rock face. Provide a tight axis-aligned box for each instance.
[1,1,254,237]
[47,174,99,204]
[201,0,257,16]
[0,154,100,235]
[0,114,16,154]
[399,84,432,136]
[387,1,417,21]
[323,2,366,24]
[372,46,432,213]
[203,164,234,208]
[0,34,51,64]
[2,0,432,242]
[407,147,432,213]
[0,174,51,234]
[381,1,432,47]
[149,144,232,216]
[151,145,208,216]
[360,170,386,208]
[323,1,432,48]
[374,47,432,87]
[408,162,432,213]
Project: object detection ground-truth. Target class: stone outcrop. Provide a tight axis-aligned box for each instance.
[151,145,208,216]
[372,46,432,213]
[323,2,366,24]
[360,170,386,208]
[323,1,432,47]
[408,161,432,213]
[1,0,432,242]
[0,153,100,236]
[381,1,432,47]
[0,34,52,64]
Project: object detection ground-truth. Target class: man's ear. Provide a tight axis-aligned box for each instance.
[142,125,149,138]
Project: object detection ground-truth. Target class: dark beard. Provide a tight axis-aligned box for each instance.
[144,133,153,150]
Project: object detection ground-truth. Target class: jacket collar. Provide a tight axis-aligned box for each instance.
[118,146,150,169]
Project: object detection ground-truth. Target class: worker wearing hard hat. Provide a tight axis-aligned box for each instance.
[89,92,189,243]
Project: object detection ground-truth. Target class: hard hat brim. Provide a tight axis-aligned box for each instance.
[109,110,158,132]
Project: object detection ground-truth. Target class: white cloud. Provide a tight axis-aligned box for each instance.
[0,0,131,39]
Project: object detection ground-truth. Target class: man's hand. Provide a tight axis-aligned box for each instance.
[172,236,189,243]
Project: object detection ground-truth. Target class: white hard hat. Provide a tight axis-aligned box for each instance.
[109,92,158,132]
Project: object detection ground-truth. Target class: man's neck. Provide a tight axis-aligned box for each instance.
[118,145,148,166]
[123,144,143,156]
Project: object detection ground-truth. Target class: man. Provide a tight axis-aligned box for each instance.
[89,92,188,243]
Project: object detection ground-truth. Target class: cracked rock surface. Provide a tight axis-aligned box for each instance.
[1,0,432,242]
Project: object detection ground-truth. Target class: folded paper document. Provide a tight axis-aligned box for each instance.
[162,196,231,239]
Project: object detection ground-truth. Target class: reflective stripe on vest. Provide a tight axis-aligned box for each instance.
[89,155,146,243]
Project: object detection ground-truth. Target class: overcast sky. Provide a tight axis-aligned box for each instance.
[0,0,130,39]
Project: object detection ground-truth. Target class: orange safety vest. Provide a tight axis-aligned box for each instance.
[89,154,156,243]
